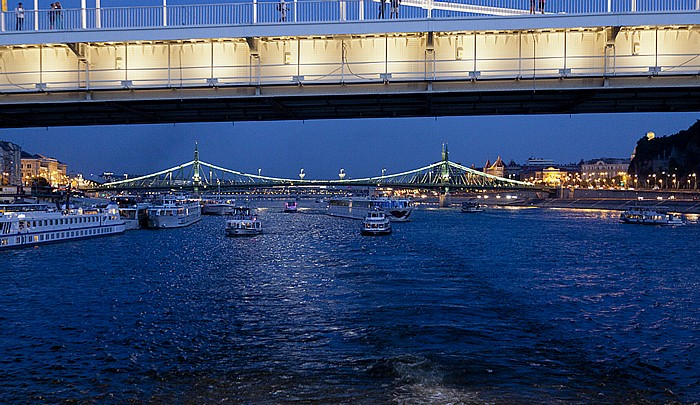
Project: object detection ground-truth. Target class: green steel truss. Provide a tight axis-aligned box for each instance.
[98,146,535,191]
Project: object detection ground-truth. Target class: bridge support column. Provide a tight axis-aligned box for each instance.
[438,190,451,208]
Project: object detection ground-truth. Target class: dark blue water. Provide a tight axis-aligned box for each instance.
[2,205,700,403]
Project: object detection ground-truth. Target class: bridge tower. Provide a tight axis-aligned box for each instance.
[192,142,202,192]
[438,143,452,208]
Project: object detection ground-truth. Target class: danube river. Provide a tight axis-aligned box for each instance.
[2,205,699,403]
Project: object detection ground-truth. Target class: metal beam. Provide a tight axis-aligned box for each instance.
[0,76,697,128]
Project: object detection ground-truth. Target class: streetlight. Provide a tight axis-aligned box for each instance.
[693,173,697,190]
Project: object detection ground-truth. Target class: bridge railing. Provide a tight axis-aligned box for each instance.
[1,0,699,32]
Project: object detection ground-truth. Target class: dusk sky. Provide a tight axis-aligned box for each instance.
[2,113,699,180]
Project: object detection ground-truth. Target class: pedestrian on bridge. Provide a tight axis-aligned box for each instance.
[390,0,400,18]
[378,0,387,19]
[277,0,288,22]
[15,2,25,31]
[54,1,63,29]
[49,3,57,29]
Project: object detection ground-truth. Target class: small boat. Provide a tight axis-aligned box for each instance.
[461,201,484,213]
[225,206,263,236]
[619,206,685,225]
[361,208,392,235]
[283,201,298,213]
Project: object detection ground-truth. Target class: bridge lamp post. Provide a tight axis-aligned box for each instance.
[693,173,697,189]
[672,173,677,189]
[299,168,305,180]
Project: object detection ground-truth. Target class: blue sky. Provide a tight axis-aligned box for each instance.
[2,113,698,180]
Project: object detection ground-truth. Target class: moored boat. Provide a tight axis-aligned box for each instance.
[619,206,685,225]
[225,206,263,236]
[283,201,298,213]
[0,202,125,249]
[361,208,392,235]
[112,195,149,230]
[202,200,236,215]
[147,195,201,229]
[328,196,413,221]
[461,200,484,213]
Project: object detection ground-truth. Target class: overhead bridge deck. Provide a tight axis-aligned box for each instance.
[0,2,698,128]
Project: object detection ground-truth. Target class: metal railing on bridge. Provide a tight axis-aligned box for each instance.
[2,0,699,33]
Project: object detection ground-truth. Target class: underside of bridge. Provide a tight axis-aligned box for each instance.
[1,77,699,128]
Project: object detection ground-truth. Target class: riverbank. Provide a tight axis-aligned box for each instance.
[499,198,700,214]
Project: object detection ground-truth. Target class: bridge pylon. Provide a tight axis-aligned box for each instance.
[192,142,202,191]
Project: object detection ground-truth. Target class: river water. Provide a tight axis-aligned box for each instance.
[1,204,699,403]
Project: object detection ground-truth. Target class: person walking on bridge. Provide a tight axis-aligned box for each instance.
[390,0,400,18]
[277,0,288,22]
[15,2,25,31]
[378,0,387,19]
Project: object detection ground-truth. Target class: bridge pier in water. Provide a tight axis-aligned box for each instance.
[439,190,452,208]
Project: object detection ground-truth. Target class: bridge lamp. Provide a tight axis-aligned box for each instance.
[339,169,346,180]
[299,168,305,180]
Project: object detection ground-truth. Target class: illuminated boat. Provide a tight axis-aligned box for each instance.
[202,200,236,215]
[283,201,298,213]
[225,206,263,236]
[147,195,201,228]
[0,202,125,249]
[327,196,413,221]
[361,208,392,235]
[461,201,484,213]
[112,195,149,230]
[619,206,685,225]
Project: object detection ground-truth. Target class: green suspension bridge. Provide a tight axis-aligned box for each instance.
[95,144,538,192]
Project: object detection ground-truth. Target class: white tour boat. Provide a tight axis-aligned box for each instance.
[283,201,298,213]
[328,196,413,221]
[112,195,149,230]
[202,200,236,215]
[619,206,686,226]
[225,206,263,236]
[361,208,392,235]
[461,201,484,213]
[147,196,201,229]
[0,202,125,249]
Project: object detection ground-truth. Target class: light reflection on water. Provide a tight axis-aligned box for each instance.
[1,205,700,403]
